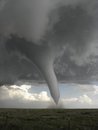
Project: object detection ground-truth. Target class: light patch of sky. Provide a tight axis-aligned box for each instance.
[0,83,98,108]
[30,83,83,99]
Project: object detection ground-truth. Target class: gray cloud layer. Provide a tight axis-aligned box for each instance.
[0,0,98,102]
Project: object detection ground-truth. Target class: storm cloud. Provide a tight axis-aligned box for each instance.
[0,0,98,103]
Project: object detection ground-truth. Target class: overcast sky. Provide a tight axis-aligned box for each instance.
[0,0,98,108]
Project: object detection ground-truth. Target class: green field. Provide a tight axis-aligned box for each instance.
[0,109,98,130]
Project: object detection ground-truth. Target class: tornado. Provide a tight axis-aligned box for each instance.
[6,36,60,104]
[30,44,60,104]
[33,49,60,104]
[35,57,60,104]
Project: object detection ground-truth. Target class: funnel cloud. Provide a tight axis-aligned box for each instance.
[0,0,98,103]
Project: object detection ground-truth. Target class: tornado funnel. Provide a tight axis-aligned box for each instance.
[31,45,60,104]
[35,58,60,104]
[6,37,60,104]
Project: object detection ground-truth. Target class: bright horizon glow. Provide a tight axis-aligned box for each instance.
[0,83,98,108]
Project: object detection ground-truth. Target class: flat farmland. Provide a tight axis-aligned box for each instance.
[0,109,98,130]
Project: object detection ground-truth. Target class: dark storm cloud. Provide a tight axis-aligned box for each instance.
[0,0,98,103]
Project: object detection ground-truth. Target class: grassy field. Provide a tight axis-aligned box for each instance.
[0,109,98,130]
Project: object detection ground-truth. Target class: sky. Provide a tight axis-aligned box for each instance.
[0,83,98,108]
[0,0,98,108]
